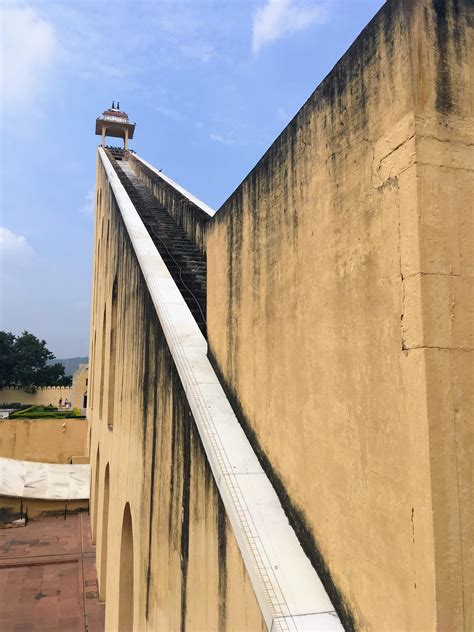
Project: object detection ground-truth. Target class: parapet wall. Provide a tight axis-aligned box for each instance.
[0,418,87,463]
[206,0,473,630]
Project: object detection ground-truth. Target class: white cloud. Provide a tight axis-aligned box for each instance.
[157,8,215,63]
[0,4,57,109]
[252,0,327,54]
[155,105,185,122]
[209,133,235,145]
[79,188,95,219]
[0,227,34,265]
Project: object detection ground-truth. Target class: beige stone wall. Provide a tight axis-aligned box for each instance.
[71,364,88,411]
[88,157,266,631]
[0,387,72,407]
[206,1,473,630]
[0,418,87,463]
[0,366,86,410]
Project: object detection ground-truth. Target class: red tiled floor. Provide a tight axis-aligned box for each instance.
[0,513,104,631]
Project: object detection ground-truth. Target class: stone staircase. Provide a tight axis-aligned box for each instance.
[106,150,207,337]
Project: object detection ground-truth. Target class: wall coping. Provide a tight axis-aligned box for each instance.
[99,147,342,631]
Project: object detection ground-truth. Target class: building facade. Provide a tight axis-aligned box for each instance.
[88,1,473,630]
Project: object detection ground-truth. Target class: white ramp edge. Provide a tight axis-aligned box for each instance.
[100,148,343,632]
[0,457,89,500]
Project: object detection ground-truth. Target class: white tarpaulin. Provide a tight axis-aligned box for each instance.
[0,457,89,500]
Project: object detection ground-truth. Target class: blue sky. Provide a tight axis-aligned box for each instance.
[0,0,385,358]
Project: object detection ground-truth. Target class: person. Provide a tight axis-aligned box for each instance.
[59,398,63,408]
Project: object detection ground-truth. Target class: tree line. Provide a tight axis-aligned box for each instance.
[0,331,72,391]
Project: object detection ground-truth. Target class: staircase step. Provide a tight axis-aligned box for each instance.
[106,151,207,338]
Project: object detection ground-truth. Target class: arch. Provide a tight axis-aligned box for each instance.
[89,330,96,411]
[118,502,134,632]
[104,219,110,282]
[94,241,101,318]
[99,304,107,420]
[92,445,100,544]
[99,463,110,601]
[107,275,118,427]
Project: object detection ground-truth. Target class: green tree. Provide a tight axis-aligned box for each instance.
[0,331,72,391]
[0,331,15,388]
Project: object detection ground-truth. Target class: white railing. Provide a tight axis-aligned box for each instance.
[98,115,133,124]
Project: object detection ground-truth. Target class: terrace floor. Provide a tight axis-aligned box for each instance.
[0,513,104,631]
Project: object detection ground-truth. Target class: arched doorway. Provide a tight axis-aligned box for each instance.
[92,446,100,544]
[118,503,134,632]
[99,464,110,601]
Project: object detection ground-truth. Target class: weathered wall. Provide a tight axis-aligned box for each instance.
[206,1,473,630]
[128,153,211,252]
[0,496,87,519]
[0,418,87,463]
[0,387,72,407]
[88,157,266,631]
[404,3,473,629]
[71,364,88,411]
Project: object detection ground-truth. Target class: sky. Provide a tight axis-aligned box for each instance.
[0,0,385,358]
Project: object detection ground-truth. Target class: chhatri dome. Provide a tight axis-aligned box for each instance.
[95,101,136,149]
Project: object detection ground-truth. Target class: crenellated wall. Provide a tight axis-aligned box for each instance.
[206,0,473,630]
[0,387,73,407]
[0,366,87,411]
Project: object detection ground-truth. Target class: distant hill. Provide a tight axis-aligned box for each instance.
[47,357,88,376]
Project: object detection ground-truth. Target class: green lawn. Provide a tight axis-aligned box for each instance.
[8,406,84,419]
